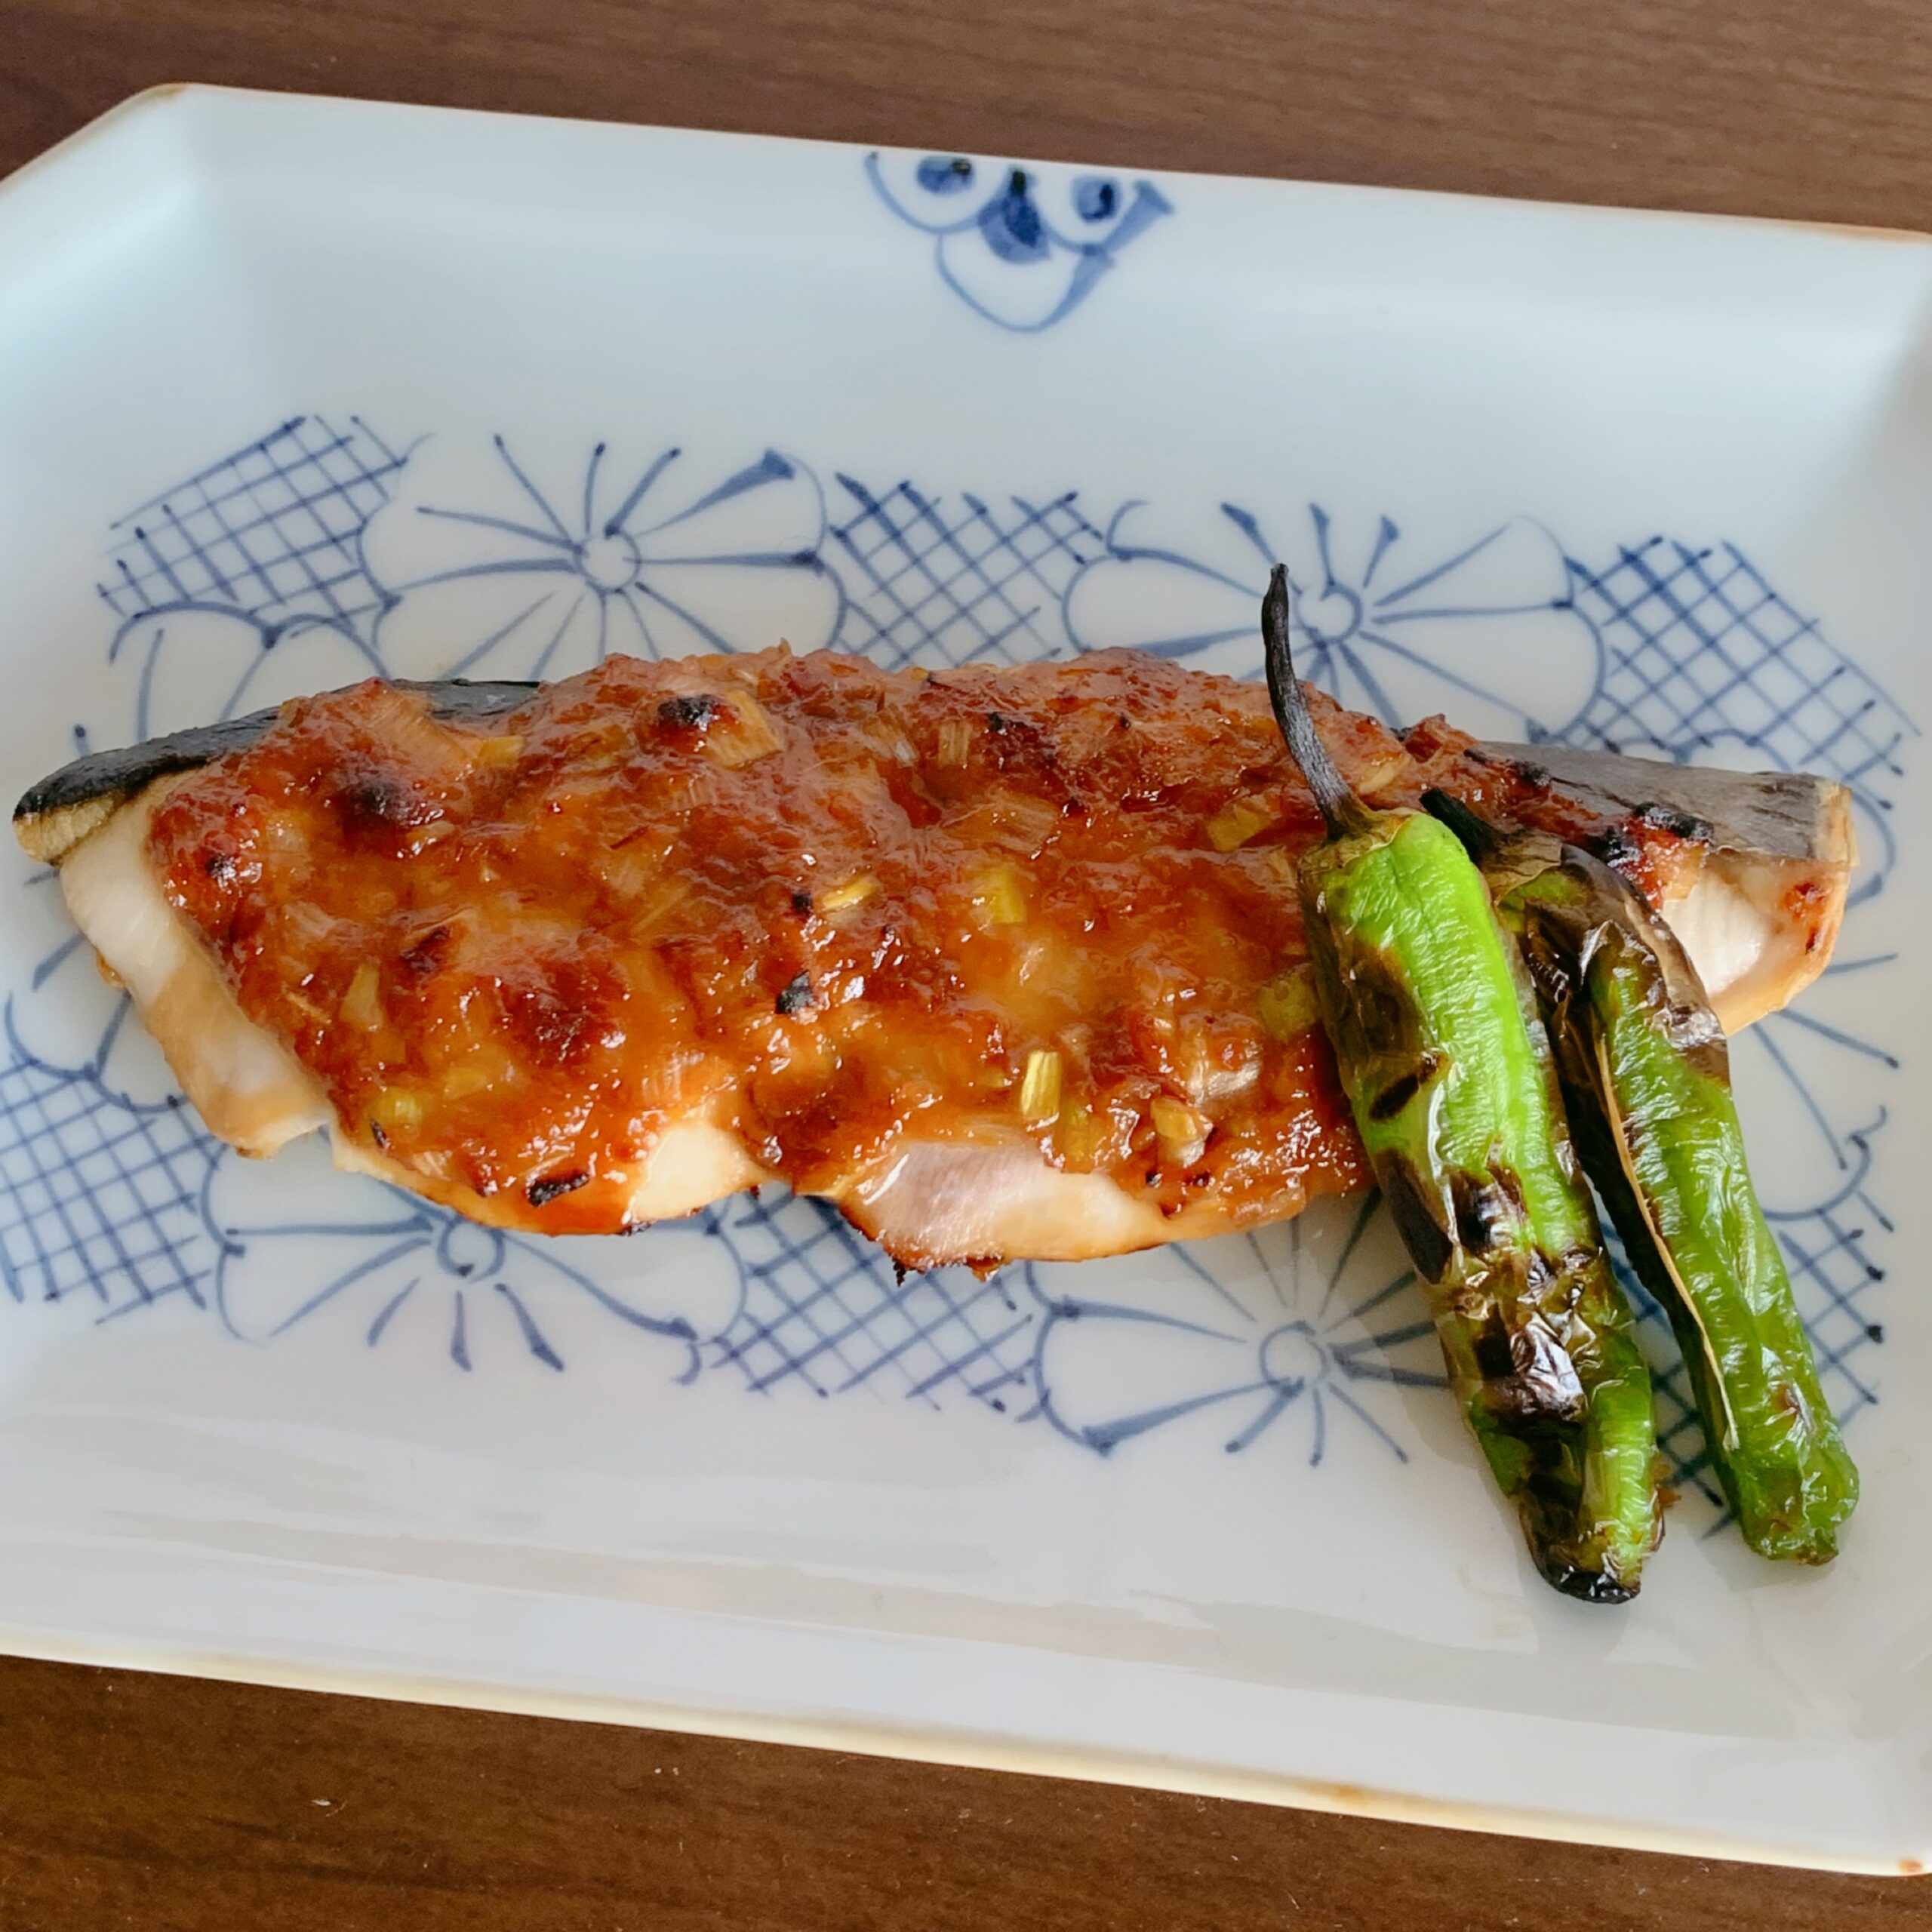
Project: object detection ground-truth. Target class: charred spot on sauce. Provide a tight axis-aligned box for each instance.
[526,1170,589,1208]
[400,924,453,978]
[204,851,238,883]
[369,1119,389,1151]
[980,710,1058,778]
[658,694,718,731]
[790,889,814,915]
[334,768,445,833]
[775,971,816,1016]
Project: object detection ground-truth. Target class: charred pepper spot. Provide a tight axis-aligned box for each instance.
[1663,999,1728,1081]
[1472,1311,1516,1383]
[1450,1170,1516,1253]
[1513,917,1573,1013]
[1483,1313,1587,1426]
[1367,1048,1445,1124]
[1321,934,1424,1073]
[526,1171,589,1208]
[775,971,815,1016]
[204,851,236,884]
[1487,1164,1527,1215]
[1378,1153,1454,1284]
[790,889,814,915]
[1544,1561,1637,1605]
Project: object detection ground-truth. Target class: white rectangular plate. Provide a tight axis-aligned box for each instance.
[2,87,1928,1873]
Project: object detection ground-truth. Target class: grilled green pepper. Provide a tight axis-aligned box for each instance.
[1261,568,1659,1601]
[1423,794,1858,1562]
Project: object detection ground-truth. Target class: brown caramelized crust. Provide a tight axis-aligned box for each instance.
[145,647,1647,1241]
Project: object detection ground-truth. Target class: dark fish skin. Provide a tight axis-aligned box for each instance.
[1472,742,1846,867]
[13,680,537,865]
[14,675,1847,883]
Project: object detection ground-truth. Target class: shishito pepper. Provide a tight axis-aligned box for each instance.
[1424,794,1859,1562]
[1261,568,1660,1601]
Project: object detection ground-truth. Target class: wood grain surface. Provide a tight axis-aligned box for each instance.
[2,2,1929,1927]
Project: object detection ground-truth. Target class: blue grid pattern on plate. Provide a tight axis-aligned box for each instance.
[2,416,412,1322]
[706,1191,1037,1411]
[830,478,1102,671]
[0,1036,220,1318]
[96,414,408,642]
[1571,538,1908,788]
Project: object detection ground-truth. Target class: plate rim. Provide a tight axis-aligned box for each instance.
[0,1617,1921,1877]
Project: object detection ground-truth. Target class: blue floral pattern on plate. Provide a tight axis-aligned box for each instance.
[361,435,844,678]
[0,411,1913,1518]
[1065,501,1601,740]
[866,152,1173,334]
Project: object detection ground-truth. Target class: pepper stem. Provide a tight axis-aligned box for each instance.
[1261,565,1373,838]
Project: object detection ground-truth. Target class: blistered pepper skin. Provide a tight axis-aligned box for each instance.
[1492,841,1859,1564]
[1263,570,1660,1601]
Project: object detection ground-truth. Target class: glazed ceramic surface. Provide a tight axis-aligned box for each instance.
[1,87,1927,1871]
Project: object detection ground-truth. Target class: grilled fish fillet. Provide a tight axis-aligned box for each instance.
[14,648,1854,1266]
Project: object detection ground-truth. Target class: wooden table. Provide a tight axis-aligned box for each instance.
[2,4,1928,1925]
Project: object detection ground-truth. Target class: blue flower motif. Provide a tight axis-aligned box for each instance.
[207,1136,746,1377]
[866,152,1173,334]
[1064,500,1602,740]
[109,605,381,742]
[360,436,845,681]
[1025,1193,1441,1466]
